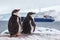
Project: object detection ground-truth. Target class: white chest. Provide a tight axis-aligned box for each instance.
[30,21,34,33]
[17,17,22,32]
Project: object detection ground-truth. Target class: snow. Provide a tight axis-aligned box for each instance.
[0,27,60,40]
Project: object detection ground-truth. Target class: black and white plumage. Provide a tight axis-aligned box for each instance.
[8,9,22,37]
[22,12,36,34]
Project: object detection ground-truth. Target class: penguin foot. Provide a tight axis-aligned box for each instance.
[10,35,17,37]
[16,33,22,37]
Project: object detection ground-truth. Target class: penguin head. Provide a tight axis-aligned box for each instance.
[27,12,35,17]
[27,12,35,18]
[12,9,20,16]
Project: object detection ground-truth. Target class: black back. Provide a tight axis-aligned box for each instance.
[22,15,36,34]
[8,15,21,35]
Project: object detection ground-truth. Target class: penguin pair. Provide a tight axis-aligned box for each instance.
[21,12,36,34]
[8,9,22,37]
[8,9,36,37]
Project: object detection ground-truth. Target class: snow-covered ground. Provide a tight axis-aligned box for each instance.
[0,27,60,40]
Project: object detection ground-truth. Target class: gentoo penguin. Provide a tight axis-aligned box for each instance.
[22,12,36,34]
[8,9,22,37]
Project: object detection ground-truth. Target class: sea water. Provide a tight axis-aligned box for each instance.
[0,21,60,33]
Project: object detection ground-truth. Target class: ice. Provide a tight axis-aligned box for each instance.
[0,27,60,40]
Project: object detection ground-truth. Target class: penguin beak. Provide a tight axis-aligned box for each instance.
[30,12,35,15]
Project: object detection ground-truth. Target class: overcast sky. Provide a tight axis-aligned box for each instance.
[0,0,60,13]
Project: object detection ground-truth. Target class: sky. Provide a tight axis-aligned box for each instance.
[0,0,60,14]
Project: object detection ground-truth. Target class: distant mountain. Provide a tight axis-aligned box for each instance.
[40,6,60,21]
[0,6,60,21]
[0,14,10,21]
